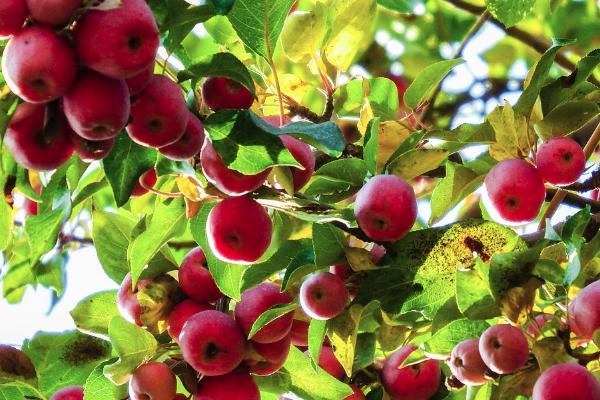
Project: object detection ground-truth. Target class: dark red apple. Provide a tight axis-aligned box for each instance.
[131,169,158,197]
[160,113,205,161]
[177,246,223,304]
[279,135,315,192]
[126,63,154,97]
[318,346,345,380]
[70,131,115,162]
[0,0,28,37]
[194,370,260,400]
[247,335,291,376]
[167,299,212,342]
[299,272,347,320]
[202,76,254,111]
[26,0,81,26]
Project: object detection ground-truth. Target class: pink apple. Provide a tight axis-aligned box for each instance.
[568,280,600,340]
[280,135,316,192]
[194,370,260,400]
[532,363,600,400]
[479,324,529,374]
[382,346,441,400]
[128,362,176,400]
[449,339,489,386]
[536,137,586,186]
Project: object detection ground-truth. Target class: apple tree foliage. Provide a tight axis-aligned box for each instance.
[1,0,600,399]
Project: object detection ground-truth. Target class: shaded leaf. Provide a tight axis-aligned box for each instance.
[404,59,464,109]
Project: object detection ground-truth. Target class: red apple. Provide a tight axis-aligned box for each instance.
[202,76,254,111]
[318,346,345,380]
[201,138,271,196]
[235,282,294,344]
[167,299,212,342]
[194,370,260,400]
[536,137,586,186]
[116,273,150,326]
[568,280,600,340]
[532,363,600,400]
[449,339,489,386]
[160,113,205,161]
[484,159,546,223]
[70,131,115,162]
[0,0,28,37]
[26,0,81,26]
[128,362,176,400]
[354,175,417,241]
[4,102,75,171]
[49,386,84,400]
[299,272,348,320]
[345,385,366,400]
[74,0,159,79]
[479,324,529,374]
[179,310,246,376]
[206,197,272,264]
[2,26,78,103]
[127,74,189,148]
[63,70,130,140]
[126,63,154,96]
[131,169,158,197]
[177,246,223,304]
[382,346,441,400]
[526,313,554,338]
[290,319,309,347]
[247,335,291,376]
[279,135,315,192]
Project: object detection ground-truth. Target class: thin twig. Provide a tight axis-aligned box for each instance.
[421,9,490,121]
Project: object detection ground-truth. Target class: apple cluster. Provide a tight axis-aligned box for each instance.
[484,137,586,224]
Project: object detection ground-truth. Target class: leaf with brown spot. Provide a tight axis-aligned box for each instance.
[0,345,36,385]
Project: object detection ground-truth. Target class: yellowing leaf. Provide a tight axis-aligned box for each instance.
[387,149,449,181]
[499,277,542,324]
[531,337,577,371]
[281,6,328,63]
[330,304,364,377]
[344,247,378,271]
[376,121,412,173]
[176,176,202,202]
[324,0,377,71]
[488,101,535,160]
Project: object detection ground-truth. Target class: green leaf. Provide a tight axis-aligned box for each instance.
[312,223,346,267]
[323,0,377,71]
[103,317,158,385]
[102,134,157,207]
[424,319,489,355]
[376,0,423,13]
[178,52,256,96]
[304,158,367,202]
[535,101,599,140]
[308,319,327,370]
[514,38,577,116]
[456,260,501,320]
[334,78,399,119]
[0,381,46,400]
[227,0,296,60]
[92,210,137,283]
[404,58,464,109]
[70,290,120,340]
[248,303,298,339]
[387,148,449,181]
[22,331,111,397]
[84,360,127,400]
[210,0,234,14]
[484,0,536,27]
[356,220,526,318]
[363,118,380,175]
[128,198,187,285]
[203,110,300,174]
[190,202,245,300]
[281,3,328,63]
[0,199,10,251]
[561,206,591,249]
[280,346,353,400]
[430,162,484,224]
[353,333,376,373]
[72,180,109,208]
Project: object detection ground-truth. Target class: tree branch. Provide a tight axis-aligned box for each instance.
[563,168,600,192]
[445,0,600,87]
[545,189,600,213]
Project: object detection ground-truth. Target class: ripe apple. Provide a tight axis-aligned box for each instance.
[201,138,271,196]
[299,272,348,320]
[568,280,600,340]
[318,346,345,380]
[26,0,81,26]
[354,175,417,241]
[2,26,78,103]
[279,135,316,192]
[247,335,291,376]
[4,103,74,171]
[69,132,115,162]
[126,63,154,96]
[116,273,151,326]
[127,74,189,148]
[63,70,130,140]
[206,197,272,264]
[382,346,441,400]
[329,264,351,281]
[483,159,546,223]
[479,324,529,374]
[131,169,158,197]
[345,385,366,400]
[202,76,254,111]
[536,137,586,186]
[194,370,260,400]
[49,386,84,400]
[290,319,309,347]
[128,362,176,400]
[179,310,246,376]
[449,339,489,386]
[526,313,554,338]
[74,0,159,79]
[234,282,294,344]
[177,246,223,303]
[0,0,28,37]
[160,113,205,161]
[167,299,212,342]
[532,363,600,400]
